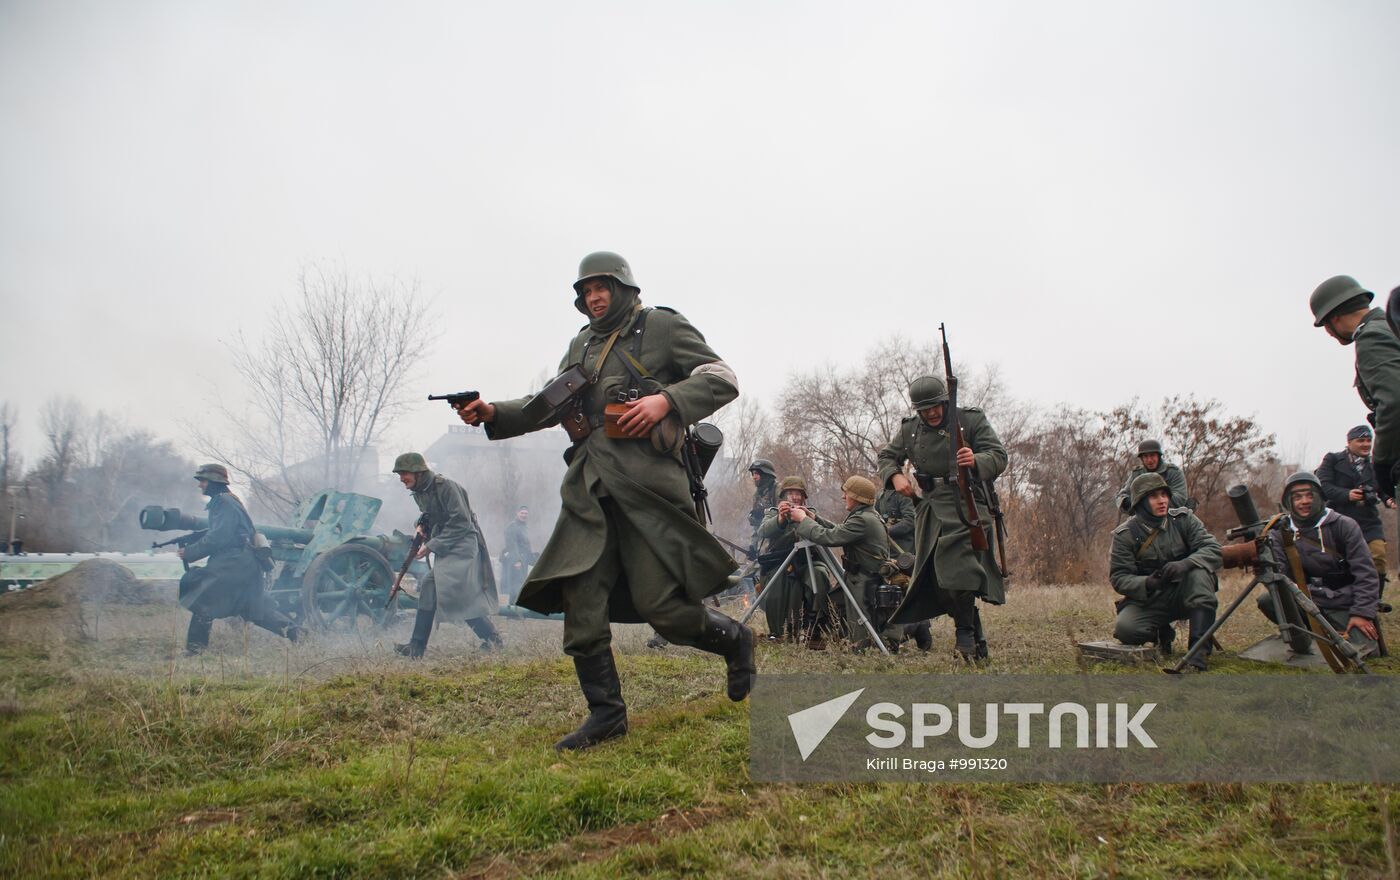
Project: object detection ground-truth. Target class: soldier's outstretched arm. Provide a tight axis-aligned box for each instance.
[792,514,865,548]
[479,349,574,440]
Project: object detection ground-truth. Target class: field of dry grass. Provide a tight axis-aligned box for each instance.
[1,563,1396,878]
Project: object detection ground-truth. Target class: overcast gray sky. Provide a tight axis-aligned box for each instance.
[2,0,1398,472]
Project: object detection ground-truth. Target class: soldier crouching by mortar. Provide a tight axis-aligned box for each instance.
[179,464,300,655]
[877,376,1008,661]
[786,476,896,650]
[1110,473,1221,670]
[391,452,502,658]
[454,251,753,751]
[1259,472,1380,658]
[756,476,836,643]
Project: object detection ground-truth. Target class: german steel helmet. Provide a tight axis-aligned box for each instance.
[841,476,877,505]
[1310,275,1372,327]
[908,376,949,410]
[777,476,808,497]
[1280,470,1323,507]
[574,251,639,293]
[1137,439,1162,456]
[392,452,430,473]
[1129,472,1169,507]
[192,463,230,484]
[748,458,777,479]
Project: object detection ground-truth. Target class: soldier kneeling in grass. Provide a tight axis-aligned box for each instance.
[1109,473,1221,671]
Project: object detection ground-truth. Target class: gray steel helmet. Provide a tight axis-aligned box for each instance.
[1310,275,1373,327]
[1280,470,1323,508]
[392,452,429,473]
[193,463,230,484]
[777,476,808,497]
[573,251,639,294]
[908,376,949,410]
[1137,439,1162,456]
[1129,472,1169,507]
[748,458,777,479]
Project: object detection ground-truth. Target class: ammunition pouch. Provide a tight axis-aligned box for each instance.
[523,364,591,432]
[914,472,936,493]
[602,401,633,439]
[561,402,591,442]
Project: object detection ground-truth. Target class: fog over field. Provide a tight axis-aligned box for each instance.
[2,0,1398,472]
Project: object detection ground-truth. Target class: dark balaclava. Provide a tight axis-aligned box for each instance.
[1134,494,1166,529]
[1286,482,1326,531]
[575,278,641,336]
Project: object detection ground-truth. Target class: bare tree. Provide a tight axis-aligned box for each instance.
[37,396,84,504]
[1158,395,1278,531]
[192,264,439,519]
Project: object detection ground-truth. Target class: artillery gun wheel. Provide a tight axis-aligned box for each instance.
[302,543,394,631]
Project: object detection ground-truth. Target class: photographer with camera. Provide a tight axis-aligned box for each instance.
[1317,425,1395,591]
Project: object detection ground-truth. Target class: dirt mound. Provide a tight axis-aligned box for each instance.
[0,559,176,646]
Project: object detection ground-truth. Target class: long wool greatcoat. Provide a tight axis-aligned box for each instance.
[179,491,264,620]
[411,470,498,621]
[876,408,1008,623]
[486,306,738,621]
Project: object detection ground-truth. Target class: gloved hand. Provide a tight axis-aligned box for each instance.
[1144,572,1165,594]
[1159,559,1193,582]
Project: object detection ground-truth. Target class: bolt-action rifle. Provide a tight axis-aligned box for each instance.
[939,324,989,554]
[151,530,207,572]
[386,520,430,611]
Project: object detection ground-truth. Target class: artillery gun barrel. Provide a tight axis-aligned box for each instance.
[138,505,315,545]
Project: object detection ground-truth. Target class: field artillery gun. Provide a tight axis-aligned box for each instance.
[139,490,425,630]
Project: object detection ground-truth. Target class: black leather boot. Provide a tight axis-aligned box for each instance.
[555,652,628,751]
[185,614,213,656]
[950,593,978,660]
[467,616,504,652]
[395,607,435,658]
[972,607,990,660]
[695,608,757,701]
[1156,623,1175,656]
[909,621,933,652]
[251,599,300,643]
[1186,607,1215,671]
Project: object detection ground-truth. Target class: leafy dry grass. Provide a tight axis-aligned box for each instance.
[1,574,1396,878]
